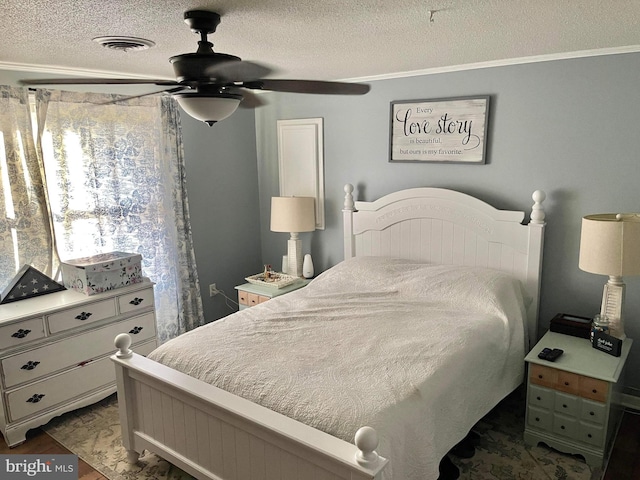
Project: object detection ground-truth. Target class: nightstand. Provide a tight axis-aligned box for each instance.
[524,331,632,467]
[235,280,309,310]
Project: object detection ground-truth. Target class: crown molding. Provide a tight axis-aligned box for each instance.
[0,61,171,80]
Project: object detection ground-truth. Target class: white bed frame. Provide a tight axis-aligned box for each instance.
[111,184,546,480]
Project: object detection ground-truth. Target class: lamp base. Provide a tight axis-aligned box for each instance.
[287,233,303,277]
[601,279,626,339]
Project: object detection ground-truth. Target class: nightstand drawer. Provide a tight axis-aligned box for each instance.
[580,399,606,424]
[556,370,580,395]
[0,318,46,350]
[553,413,578,439]
[579,421,605,447]
[529,364,558,388]
[528,405,552,431]
[528,384,553,409]
[238,290,249,306]
[555,392,579,417]
[579,377,608,403]
[47,298,117,334]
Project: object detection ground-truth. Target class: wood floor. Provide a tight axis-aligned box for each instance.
[1,410,639,480]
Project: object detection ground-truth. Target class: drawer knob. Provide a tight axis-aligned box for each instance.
[11,329,31,339]
[27,393,45,403]
[129,297,144,306]
[560,425,566,430]
[535,417,540,422]
[589,411,595,416]
[21,361,40,371]
[129,326,144,335]
[588,433,593,438]
[564,382,570,386]
[75,311,93,321]
[538,374,543,379]
[562,404,568,409]
[536,396,541,401]
[592,389,598,394]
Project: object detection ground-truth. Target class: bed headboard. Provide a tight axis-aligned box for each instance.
[342,184,546,347]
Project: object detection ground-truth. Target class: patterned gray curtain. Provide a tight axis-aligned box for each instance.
[34,89,204,341]
[0,86,58,285]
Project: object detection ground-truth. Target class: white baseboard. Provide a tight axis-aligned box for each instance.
[622,392,640,411]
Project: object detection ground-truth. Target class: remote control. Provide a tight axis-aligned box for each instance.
[538,347,553,360]
[545,348,564,362]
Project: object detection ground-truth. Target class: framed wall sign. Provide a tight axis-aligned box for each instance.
[277,118,325,229]
[390,96,490,164]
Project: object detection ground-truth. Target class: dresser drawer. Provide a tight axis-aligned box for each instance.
[579,376,609,403]
[556,370,580,395]
[580,399,606,425]
[47,298,117,334]
[529,364,558,388]
[528,384,554,410]
[6,355,114,422]
[238,290,249,306]
[528,405,552,431]
[554,392,579,417]
[117,287,154,315]
[3,313,156,388]
[553,413,578,439]
[0,318,46,350]
[579,421,605,447]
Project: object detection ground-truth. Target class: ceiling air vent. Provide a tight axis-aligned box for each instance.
[92,36,156,52]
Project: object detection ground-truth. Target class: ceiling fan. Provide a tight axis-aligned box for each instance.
[20,10,370,126]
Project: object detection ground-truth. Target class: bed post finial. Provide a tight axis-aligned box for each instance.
[115,333,133,358]
[343,183,355,211]
[354,426,381,467]
[530,190,546,224]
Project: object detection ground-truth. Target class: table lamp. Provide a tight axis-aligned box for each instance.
[270,197,316,277]
[578,213,640,339]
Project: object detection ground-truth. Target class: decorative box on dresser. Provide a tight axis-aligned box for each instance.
[524,331,632,467]
[0,280,158,446]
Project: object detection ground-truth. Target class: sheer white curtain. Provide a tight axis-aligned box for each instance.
[0,85,203,342]
[0,86,58,283]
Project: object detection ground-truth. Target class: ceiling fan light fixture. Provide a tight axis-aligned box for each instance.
[174,92,243,126]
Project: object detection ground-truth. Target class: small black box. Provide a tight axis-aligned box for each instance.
[592,331,623,357]
[550,313,592,339]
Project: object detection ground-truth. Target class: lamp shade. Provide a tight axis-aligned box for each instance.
[579,213,640,276]
[174,92,242,126]
[270,197,316,233]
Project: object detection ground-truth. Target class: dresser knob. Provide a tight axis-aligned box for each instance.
[589,411,595,416]
[592,389,597,394]
[21,361,40,371]
[11,329,31,339]
[560,425,565,430]
[27,394,45,403]
[538,375,543,379]
[75,311,93,320]
[535,417,540,422]
[564,382,569,386]
[588,433,593,438]
[129,297,144,306]
[128,326,143,335]
[562,404,567,408]
[536,396,541,401]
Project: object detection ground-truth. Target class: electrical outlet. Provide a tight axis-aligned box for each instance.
[209,283,219,297]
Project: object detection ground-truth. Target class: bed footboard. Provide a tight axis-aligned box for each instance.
[112,334,388,480]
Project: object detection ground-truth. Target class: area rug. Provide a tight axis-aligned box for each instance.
[43,388,602,480]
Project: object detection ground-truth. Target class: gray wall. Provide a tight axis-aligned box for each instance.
[255,52,640,394]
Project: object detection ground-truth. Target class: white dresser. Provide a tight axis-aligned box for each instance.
[0,280,158,446]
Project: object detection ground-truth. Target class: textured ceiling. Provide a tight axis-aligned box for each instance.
[2,0,640,83]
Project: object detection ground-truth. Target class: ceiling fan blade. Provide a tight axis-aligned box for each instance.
[98,86,189,105]
[19,78,180,86]
[204,60,274,82]
[243,79,370,95]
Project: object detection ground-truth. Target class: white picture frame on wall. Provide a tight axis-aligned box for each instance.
[277,118,325,230]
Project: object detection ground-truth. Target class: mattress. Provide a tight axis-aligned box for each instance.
[149,256,529,479]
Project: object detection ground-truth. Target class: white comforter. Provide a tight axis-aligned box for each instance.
[149,256,528,480]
